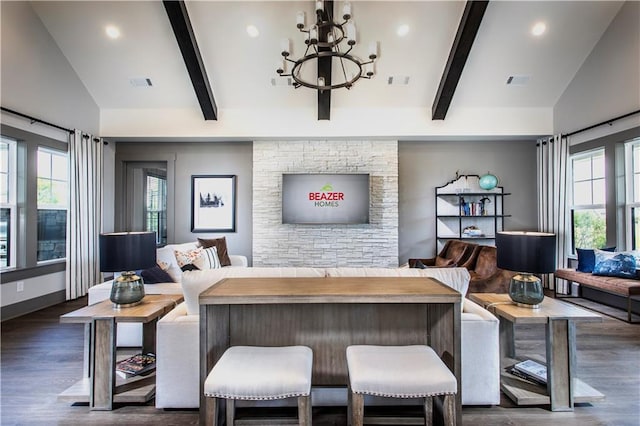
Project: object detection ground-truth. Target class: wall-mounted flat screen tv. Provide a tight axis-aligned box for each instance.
[282,173,370,224]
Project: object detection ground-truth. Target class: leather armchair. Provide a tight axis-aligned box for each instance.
[409,240,478,268]
[468,245,516,293]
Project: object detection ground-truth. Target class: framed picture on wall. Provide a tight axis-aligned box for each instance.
[191,175,236,232]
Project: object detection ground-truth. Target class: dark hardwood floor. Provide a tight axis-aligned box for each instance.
[1,296,639,425]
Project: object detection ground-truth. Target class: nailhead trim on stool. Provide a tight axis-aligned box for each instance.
[204,346,313,426]
[346,345,457,426]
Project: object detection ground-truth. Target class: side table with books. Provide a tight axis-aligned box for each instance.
[59,294,182,410]
[469,293,605,412]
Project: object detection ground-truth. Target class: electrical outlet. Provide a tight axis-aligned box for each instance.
[16,281,24,292]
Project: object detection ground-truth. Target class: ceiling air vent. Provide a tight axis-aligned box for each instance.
[387,76,410,85]
[271,77,293,87]
[129,78,153,87]
[506,75,530,86]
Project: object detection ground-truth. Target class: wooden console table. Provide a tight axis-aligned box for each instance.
[59,294,183,410]
[469,293,604,411]
[199,276,462,426]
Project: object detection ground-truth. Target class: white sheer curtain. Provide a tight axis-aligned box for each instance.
[66,130,103,300]
[537,134,569,290]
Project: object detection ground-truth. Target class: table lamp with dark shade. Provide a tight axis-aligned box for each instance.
[496,231,556,309]
[99,232,157,308]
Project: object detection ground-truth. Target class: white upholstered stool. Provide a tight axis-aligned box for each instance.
[346,345,457,426]
[204,346,313,426]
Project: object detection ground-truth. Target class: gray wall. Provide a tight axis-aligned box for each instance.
[553,1,639,253]
[114,139,538,268]
[554,1,640,136]
[399,140,538,264]
[114,142,253,264]
[0,1,99,134]
[0,1,100,320]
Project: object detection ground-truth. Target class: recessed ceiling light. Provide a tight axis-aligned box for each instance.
[531,22,546,37]
[246,25,259,38]
[105,25,121,39]
[397,24,410,37]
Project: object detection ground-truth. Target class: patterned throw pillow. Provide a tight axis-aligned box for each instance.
[592,249,637,279]
[576,247,616,273]
[174,246,221,272]
[174,247,204,271]
[193,246,221,270]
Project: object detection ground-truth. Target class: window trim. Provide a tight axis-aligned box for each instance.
[569,148,606,253]
[144,170,167,246]
[0,124,68,273]
[37,146,68,210]
[1,137,17,269]
[36,146,68,264]
[625,139,640,250]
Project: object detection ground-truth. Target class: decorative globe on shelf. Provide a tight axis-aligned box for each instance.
[479,173,498,190]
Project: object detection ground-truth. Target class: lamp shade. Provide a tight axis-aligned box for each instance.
[99,232,157,272]
[496,231,556,274]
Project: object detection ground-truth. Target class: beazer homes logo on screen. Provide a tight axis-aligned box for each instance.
[308,184,344,207]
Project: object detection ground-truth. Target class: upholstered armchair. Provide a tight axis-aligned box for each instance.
[409,240,479,268]
[468,245,516,293]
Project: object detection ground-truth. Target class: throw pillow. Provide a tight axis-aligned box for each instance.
[193,246,222,270]
[175,246,222,272]
[592,250,637,279]
[576,247,616,273]
[174,247,204,269]
[198,237,231,267]
[140,264,175,284]
[180,263,200,272]
[411,259,428,269]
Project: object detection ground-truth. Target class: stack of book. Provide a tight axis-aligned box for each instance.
[462,226,484,238]
[508,359,547,386]
[115,353,156,379]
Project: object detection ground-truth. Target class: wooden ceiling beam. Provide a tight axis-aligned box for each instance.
[317,0,334,120]
[163,0,218,120]
[431,1,489,120]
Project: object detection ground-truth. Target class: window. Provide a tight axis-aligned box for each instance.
[1,137,17,268]
[570,149,606,251]
[145,171,167,246]
[37,148,68,262]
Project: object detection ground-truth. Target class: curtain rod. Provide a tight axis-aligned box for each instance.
[563,109,640,138]
[1,106,74,134]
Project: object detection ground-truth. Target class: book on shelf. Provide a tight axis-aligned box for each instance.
[115,353,156,379]
[508,359,547,385]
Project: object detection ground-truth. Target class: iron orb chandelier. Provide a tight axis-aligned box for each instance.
[276,1,378,91]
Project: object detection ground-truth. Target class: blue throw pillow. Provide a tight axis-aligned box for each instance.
[140,265,175,284]
[592,250,637,279]
[576,246,616,273]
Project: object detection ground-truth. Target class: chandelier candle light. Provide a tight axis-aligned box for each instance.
[276,1,378,91]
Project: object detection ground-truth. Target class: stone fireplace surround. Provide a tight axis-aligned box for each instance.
[252,140,398,267]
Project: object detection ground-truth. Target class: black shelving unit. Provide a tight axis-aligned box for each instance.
[435,175,510,249]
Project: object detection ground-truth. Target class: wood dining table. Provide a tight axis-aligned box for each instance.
[198,276,462,425]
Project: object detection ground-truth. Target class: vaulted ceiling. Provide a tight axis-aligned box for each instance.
[29,0,625,139]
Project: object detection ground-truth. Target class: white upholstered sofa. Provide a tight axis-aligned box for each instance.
[87,241,248,347]
[153,266,501,408]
